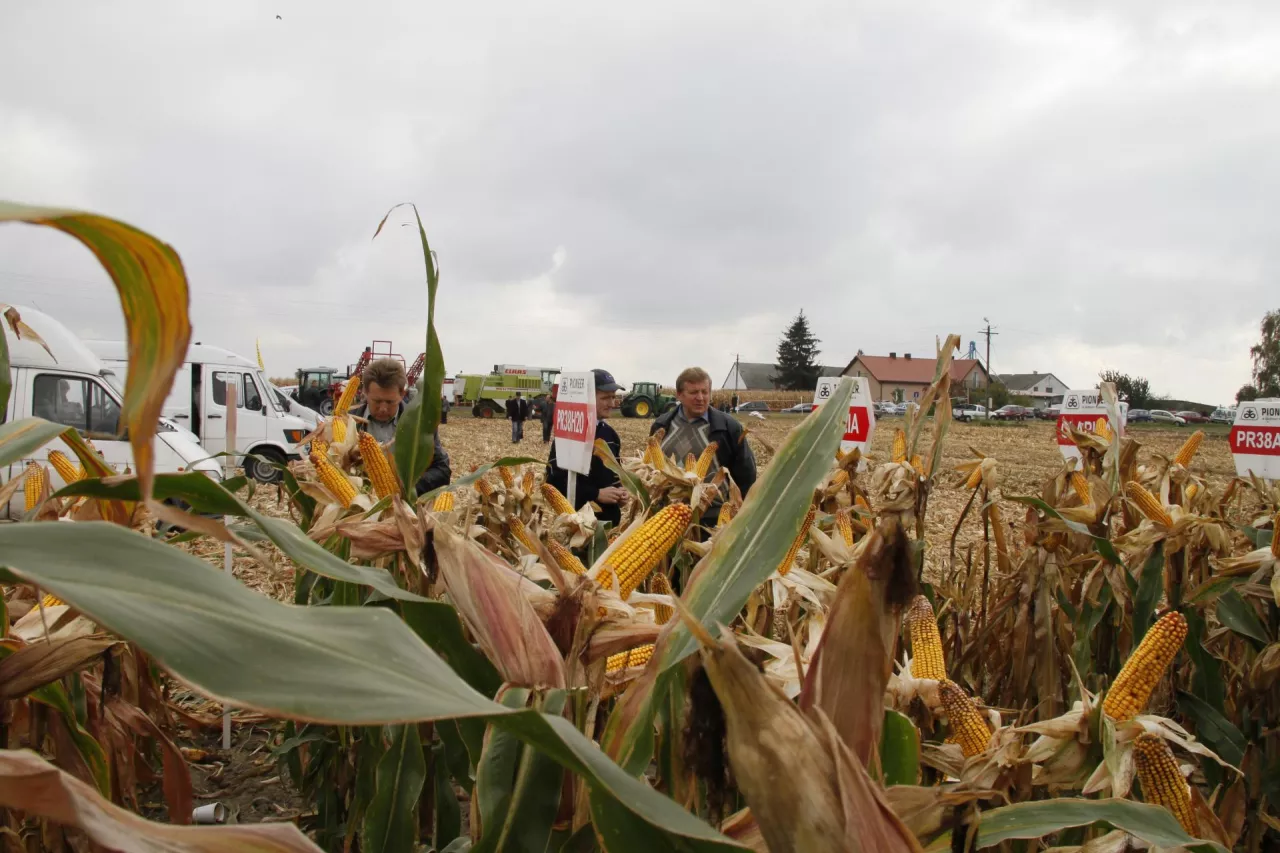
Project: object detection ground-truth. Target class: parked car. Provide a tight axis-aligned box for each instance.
[1176,410,1210,424]
[1035,406,1060,421]
[952,403,988,422]
[992,405,1031,421]
[734,400,769,414]
[1210,406,1236,424]
[1150,410,1186,426]
[892,402,909,415]
[781,402,810,414]
[1127,409,1153,423]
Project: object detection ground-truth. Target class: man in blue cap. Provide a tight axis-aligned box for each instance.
[545,368,628,527]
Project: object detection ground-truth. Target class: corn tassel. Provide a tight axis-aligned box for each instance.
[547,540,587,575]
[432,491,456,512]
[358,432,400,499]
[1174,430,1204,467]
[940,680,991,757]
[606,644,654,673]
[333,376,360,417]
[1070,471,1091,505]
[541,483,574,515]
[507,517,540,555]
[694,442,718,479]
[1134,733,1198,836]
[906,596,946,680]
[835,507,855,547]
[777,507,815,576]
[47,450,83,485]
[892,429,907,464]
[595,504,693,599]
[1103,611,1187,721]
[1125,482,1173,527]
[650,572,674,625]
[24,463,46,512]
[499,466,515,489]
[311,452,356,508]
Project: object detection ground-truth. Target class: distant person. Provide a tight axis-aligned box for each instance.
[440,394,450,424]
[652,367,757,528]
[350,358,451,494]
[546,369,627,526]
[540,391,555,443]
[506,391,527,443]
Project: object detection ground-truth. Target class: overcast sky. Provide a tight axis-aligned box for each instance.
[3,1,1277,404]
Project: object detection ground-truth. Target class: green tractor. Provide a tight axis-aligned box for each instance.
[621,381,676,418]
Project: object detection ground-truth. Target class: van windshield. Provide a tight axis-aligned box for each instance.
[100,370,124,395]
[258,372,284,411]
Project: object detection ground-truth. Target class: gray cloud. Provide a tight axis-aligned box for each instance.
[2,0,1277,404]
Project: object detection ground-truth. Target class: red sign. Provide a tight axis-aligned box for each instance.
[845,407,871,443]
[553,402,590,442]
[1230,425,1280,456]
[1056,413,1105,445]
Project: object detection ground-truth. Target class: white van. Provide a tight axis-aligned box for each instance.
[2,306,222,520]
[87,340,310,483]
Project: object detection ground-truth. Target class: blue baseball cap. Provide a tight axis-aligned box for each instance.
[592,368,624,393]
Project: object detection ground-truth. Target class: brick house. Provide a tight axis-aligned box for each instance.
[840,351,989,403]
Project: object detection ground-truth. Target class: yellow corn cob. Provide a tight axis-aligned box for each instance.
[432,491,455,512]
[1174,430,1204,467]
[333,376,360,417]
[892,429,907,464]
[1071,471,1091,505]
[521,469,534,495]
[939,680,991,757]
[964,466,982,490]
[645,434,664,467]
[24,463,46,512]
[40,593,64,609]
[1095,417,1112,441]
[694,442,718,479]
[499,466,515,489]
[650,572,674,625]
[1125,482,1173,527]
[311,438,329,457]
[47,450,83,484]
[1103,611,1187,721]
[606,644,655,673]
[76,464,86,479]
[311,452,356,508]
[507,517,539,554]
[541,483,574,515]
[332,418,348,443]
[716,501,735,528]
[1134,734,1198,836]
[855,495,871,513]
[835,508,855,547]
[475,477,494,500]
[830,469,850,490]
[358,432,399,499]
[547,540,587,576]
[777,507,816,576]
[1185,483,1198,500]
[910,454,924,476]
[683,452,696,473]
[1271,511,1280,559]
[594,504,693,599]
[906,596,946,681]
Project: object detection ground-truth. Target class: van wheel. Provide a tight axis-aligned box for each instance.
[245,448,286,484]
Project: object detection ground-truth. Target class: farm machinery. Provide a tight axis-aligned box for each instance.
[620,381,676,417]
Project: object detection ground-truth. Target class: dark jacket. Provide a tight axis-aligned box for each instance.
[506,397,527,421]
[546,419,623,526]
[351,401,452,495]
[652,405,757,498]
[539,398,555,427]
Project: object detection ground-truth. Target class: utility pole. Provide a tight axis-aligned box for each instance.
[979,318,998,411]
[731,353,741,408]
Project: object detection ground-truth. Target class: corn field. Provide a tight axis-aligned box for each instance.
[1,199,1278,852]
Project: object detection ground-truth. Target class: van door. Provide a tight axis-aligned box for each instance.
[165,362,193,424]
[204,369,268,457]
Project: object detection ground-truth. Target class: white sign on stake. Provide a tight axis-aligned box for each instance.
[553,371,596,505]
[1056,389,1127,462]
[812,376,875,464]
[1230,399,1280,480]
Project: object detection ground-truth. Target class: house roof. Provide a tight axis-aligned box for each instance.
[722,361,844,390]
[995,372,1066,392]
[843,354,987,385]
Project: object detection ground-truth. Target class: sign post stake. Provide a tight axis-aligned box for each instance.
[222,383,237,751]
[552,372,596,511]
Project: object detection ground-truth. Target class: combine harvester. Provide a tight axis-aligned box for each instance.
[453,364,560,418]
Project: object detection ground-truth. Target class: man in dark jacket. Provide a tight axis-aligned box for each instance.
[351,358,451,495]
[546,369,628,527]
[506,392,527,443]
[652,366,756,528]
[539,392,555,443]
